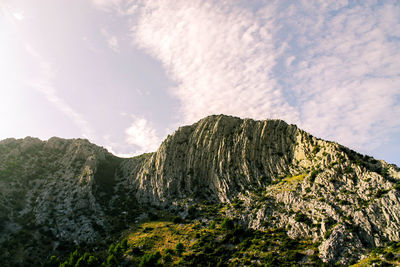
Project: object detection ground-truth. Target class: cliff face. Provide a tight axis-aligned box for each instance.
[1,114,399,265]
[129,115,300,204]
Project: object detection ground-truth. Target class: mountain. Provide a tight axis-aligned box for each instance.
[1,114,399,266]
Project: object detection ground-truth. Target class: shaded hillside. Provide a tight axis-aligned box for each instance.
[0,115,399,265]
[0,137,141,265]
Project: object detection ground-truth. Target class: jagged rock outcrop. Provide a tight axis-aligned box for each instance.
[128,115,300,204]
[0,114,399,265]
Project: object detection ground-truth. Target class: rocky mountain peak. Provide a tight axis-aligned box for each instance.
[1,115,399,265]
[130,114,301,204]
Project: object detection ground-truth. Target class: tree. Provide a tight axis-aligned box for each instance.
[106,254,118,267]
[69,249,81,265]
[75,257,86,267]
[164,253,172,263]
[221,218,234,230]
[108,244,115,255]
[175,242,185,255]
[139,251,162,267]
[121,239,128,250]
[87,256,99,267]
[43,255,60,267]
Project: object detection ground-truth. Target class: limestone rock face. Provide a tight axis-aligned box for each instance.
[129,115,300,203]
[1,114,399,265]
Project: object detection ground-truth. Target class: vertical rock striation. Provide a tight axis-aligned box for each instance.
[129,115,300,204]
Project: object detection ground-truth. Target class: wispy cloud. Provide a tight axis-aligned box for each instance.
[91,0,137,16]
[12,12,23,21]
[130,1,297,124]
[125,115,162,154]
[272,1,400,150]
[25,44,93,138]
[125,1,399,155]
[100,28,120,52]
[108,36,119,52]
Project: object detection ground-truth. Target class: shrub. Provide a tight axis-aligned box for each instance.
[324,229,333,239]
[112,242,127,258]
[69,249,80,265]
[173,216,183,224]
[44,256,59,267]
[87,256,99,267]
[164,253,173,263]
[384,251,394,260]
[188,205,196,216]
[75,257,86,267]
[221,218,234,230]
[381,167,389,178]
[344,166,353,174]
[175,242,185,255]
[106,254,119,267]
[108,244,115,255]
[312,145,320,154]
[130,246,144,256]
[209,221,216,229]
[148,212,158,220]
[139,251,162,267]
[121,239,128,250]
[375,189,389,198]
[339,199,351,205]
[164,248,174,255]
[310,169,320,184]
[294,213,313,226]
[393,183,400,191]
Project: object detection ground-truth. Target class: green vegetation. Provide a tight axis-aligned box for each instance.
[344,165,354,174]
[221,218,234,230]
[312,145,320,154]
[375,189,389,198]
[175,242,185,255]
[139,251,162,267]
[270,174,307,192]
[294,212,313,226]
[394,181,400,191]
[43,214,324,266]
[310,168,321,184]
[351,241,400,266]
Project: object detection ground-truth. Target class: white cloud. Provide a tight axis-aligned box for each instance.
[129,0,298,124]
[91,0,137,16]
[100,28,120,52]
[125,116,162,154]
[275,1,400,151]
[25,44,93,138]
[12,12,23,21]
[124,1,399,156]
[91,0,122,10]
[107,36,119,52]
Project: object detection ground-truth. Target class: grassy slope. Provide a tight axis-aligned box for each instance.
[47,206,400,267]
[350,242,400,266]
[48,205,324,266]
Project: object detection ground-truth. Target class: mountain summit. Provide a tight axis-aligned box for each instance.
[1,115,399,266]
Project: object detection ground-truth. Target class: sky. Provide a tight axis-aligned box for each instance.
[0,0,399,165]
